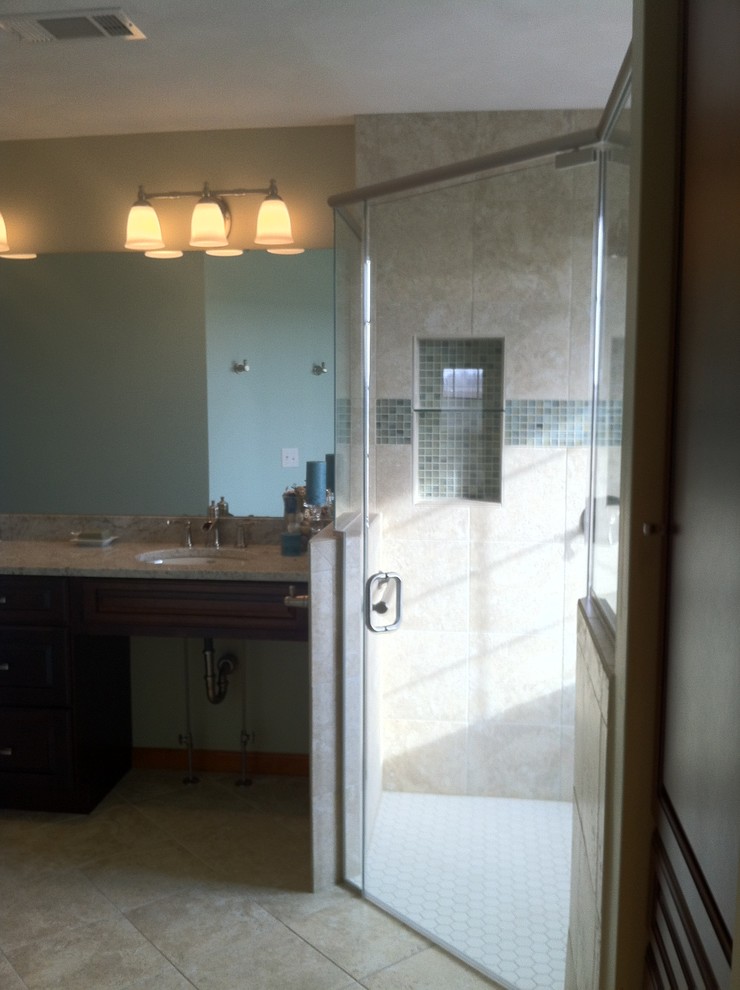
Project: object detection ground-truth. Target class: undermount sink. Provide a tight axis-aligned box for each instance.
[136,548,250,566]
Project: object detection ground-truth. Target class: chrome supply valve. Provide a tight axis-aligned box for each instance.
[284,585,310,608]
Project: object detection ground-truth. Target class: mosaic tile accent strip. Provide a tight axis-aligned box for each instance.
[505,399,590,447]
[594,399,622,446]
[505,399,622,447]
[343,397,623,449]
[336,397,352,445]
[376,398,412,444]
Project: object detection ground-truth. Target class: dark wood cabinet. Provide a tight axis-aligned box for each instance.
[0,573,309,814]
[72,578,309,639]
[0,576,130,813]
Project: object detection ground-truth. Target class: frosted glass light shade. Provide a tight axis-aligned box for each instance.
[190,200,228,247]
[0,211,9,252]
[125,202,164,250]
[255,195,293,245]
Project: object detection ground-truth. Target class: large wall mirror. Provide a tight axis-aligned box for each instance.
[0,249,334,517]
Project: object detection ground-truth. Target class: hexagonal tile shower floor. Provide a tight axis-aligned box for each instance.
[365,792,572,990]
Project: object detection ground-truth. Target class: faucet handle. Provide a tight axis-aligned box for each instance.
[166,517,193,548]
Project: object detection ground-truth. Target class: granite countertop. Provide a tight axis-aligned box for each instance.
[0,539,309,583]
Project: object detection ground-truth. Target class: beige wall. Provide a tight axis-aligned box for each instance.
[0,125,354,253]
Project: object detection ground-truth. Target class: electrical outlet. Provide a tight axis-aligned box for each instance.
[281,447,299,468]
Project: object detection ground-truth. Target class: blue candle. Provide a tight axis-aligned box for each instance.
[305,460,326,505]
[325,453,335,491]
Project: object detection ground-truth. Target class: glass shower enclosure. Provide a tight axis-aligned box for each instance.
[331,57,631,990]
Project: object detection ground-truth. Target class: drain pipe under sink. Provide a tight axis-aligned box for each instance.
[202,637,236,704]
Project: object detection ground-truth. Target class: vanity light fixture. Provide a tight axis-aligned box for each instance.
[124,178,295,254]
[144,249,183,259]
[0,208,37,259]
[124,188,165,250]
[0,210,8,252]
[190,184,229,247]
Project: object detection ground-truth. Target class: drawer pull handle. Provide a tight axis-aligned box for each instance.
[0,596,6,605]
[0,663,8,671]
[0,747,12,757]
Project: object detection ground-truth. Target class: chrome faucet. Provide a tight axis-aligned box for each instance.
[167,518,193,548]
[203,501,220,549]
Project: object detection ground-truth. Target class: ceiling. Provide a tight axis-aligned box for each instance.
[0,1,632,142]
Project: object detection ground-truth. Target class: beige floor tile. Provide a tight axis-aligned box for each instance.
[121,971,198,990]
[0,867,122,954]
[79,836,219,912]
[0,953,26,989]
[169,813,312,895]
[228,773,310,818]
[256,883,363,922]
[131,782,258,843]
[273,890,430,979]
[42,803,166,867]
[107,769,197,806]
[362,945,506,989]
[0,830,77,883]
[127,886,352,990]
[5,915,178,990]
[2,772,504,990]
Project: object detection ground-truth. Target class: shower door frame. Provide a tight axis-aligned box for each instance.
[329,46,632,980]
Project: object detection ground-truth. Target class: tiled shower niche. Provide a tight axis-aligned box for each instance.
[414,337,505,502]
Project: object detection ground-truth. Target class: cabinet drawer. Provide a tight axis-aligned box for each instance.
[75,578,309,639]
[0,577,68,625]
[0,628,71,706]
[0,708,72,774]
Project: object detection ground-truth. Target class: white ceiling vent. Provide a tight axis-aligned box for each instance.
[0,8,145,42]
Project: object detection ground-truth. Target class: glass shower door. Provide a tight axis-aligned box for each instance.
[343,150,598,989]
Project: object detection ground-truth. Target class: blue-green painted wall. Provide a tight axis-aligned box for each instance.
[205,250,334,516]
[0,252,208,514]
[0,250,334,517]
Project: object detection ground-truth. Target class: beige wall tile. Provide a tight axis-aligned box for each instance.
[383,718,468,793]
[467,721,564,799]
[469,628,566,724]
[382,628,470,721]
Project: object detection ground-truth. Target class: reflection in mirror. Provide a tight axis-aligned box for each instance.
[0,250,334,517]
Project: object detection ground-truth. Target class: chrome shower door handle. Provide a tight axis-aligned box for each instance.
[365,571,402,632]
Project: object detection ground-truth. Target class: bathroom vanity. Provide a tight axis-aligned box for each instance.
[0,539,309,814]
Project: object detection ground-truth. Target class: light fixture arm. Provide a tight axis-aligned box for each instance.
[137,183,273,202]
[126,179,294,252]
